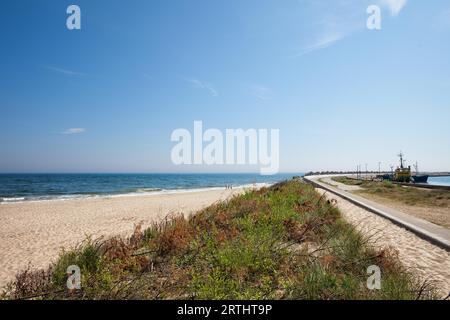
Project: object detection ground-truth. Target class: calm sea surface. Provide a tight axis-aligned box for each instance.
[0,173,300,203]
[427,176,450,187]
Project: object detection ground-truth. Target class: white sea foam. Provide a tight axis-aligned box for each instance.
[1,197,26,203]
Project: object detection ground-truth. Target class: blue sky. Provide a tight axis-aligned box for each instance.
[0,0,449,173]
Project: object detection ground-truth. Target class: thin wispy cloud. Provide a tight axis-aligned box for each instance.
[380,0,408,16]
[293,0,361,56]
[248,85,272,100]
[294,0,407,57]
[295,32,345,56]
[61,128,86,135]
[187,78,219,97]
[43,65,86,77]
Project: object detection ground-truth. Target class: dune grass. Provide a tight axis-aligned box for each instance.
[2,180,438,300]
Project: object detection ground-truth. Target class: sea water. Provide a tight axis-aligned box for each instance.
[427,176,450,187]
[0,173,299,203]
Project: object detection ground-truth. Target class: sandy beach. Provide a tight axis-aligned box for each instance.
[0,188,244,289]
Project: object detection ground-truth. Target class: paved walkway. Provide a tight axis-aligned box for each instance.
[304,175,450,251]
[319,176,362,192]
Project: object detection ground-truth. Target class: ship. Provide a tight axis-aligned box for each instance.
[411,162,429,184]
[393,152,411,182]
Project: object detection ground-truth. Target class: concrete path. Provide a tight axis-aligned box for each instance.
[318,176,362,192]
[304,175,450,251]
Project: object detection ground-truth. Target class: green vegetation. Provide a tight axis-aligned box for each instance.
[332,177,450,207]
[2,180,437,300]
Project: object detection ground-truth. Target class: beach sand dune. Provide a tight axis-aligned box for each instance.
[318,189,450,297]
[0,188,243,289]
[2,186,449,297]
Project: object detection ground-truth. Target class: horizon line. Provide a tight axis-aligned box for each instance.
[0,172,305,175]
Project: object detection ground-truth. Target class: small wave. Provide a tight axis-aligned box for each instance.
[1,194,94,204]
[134,188,163,193]
[1,197,26,203]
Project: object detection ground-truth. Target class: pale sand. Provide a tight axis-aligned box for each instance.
[319,177,363,192]
[0,188,243,289]
[318,189,450,297]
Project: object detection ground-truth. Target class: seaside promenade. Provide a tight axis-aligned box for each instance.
[304,174,450,296]
[304,175,450,250]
